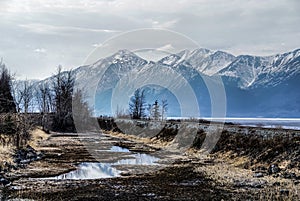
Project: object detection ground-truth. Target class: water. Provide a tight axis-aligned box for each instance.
[168,117,300,130]
[53,162,121,179]
[222,118,300,130]
[44,146,160,180]
[109,146,131,152]
[114,153,160,165]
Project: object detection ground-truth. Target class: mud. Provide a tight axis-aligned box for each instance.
[1,124,300,200]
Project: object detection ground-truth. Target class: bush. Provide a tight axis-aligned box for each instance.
[0,114,33,148]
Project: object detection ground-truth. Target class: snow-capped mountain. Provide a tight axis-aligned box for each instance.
[96,50,147,92]
[218,55,273,88]
[92,50,211,116]
[255,49,300,87]
[158,48,236,76]
[14,48,300,117]
[157,48,300,91]
[88,48,300,117]
[219,49,300,89]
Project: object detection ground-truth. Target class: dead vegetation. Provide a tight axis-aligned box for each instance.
[2,118,300,200]
[0,114,36,148]
[207,129,300,172]
[0,126,49,173]
[104,121,300,200]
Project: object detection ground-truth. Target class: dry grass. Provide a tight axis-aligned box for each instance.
[193,156,300,200]
[28,127,50,150]
[0,144,14,164]
[105,130,300,200]
[187,149,300,200]
[0,127,49,166]
[104,130,171,149]
[259,182,300,200]
[209,151,252,168]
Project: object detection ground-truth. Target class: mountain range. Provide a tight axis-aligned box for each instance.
[17,48,300,118]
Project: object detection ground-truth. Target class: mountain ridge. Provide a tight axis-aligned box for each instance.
[13,47,300,117]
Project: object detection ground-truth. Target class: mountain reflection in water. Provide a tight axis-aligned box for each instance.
[46,146,160,180]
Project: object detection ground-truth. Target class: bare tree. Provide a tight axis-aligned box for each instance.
[72,89,94,131]
[12,80,35,113]
[36,83,52,113]
[12,81,23,113]
[52,66,75,131]
[20,80,34,113]
[129,89,146,119]
[33,83,54,132]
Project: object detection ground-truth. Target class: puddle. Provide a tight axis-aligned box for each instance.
[95,145,131,153]
[115,153,159,165]
[109,146,131,152]
[48,162,121,180]
[43,146,160,180]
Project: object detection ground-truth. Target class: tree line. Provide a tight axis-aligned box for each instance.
[128,88,168,120]
[0,61,90,148]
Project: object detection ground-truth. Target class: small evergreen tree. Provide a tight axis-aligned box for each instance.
[147,103,152,119]
[0,61,16,113]
[152,100,160,120]
[161,99,168,121]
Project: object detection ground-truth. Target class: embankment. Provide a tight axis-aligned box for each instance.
[98,118,300,179]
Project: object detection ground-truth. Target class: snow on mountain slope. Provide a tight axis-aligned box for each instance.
[95,49,147,92]
[218,49,300,89]
[16,48,300,93]
[158,53,182,66]
[218,55,272,88]
[184,48,213,72]
[154,47,299,90]
[158,48,236,76]
[255,49,300,87]
[13,48,300,117]
[199,51,236,75]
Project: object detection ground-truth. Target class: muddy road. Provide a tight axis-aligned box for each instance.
[1,130,299,200]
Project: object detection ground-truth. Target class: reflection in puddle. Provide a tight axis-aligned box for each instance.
[95,145,131,153]
[45,146,160,180]
[109,146,131,152]
[115,153,159,165]
[53,162,121,180]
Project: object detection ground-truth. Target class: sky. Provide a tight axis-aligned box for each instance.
[0,0,299,80]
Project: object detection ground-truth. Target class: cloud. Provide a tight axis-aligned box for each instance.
[0,0,186,14]
[20,23,120,35]
[92,43,102,48]
[152,19,178,29]
[0,0,299,79]
[156,44,175,52]
[34,48,46,53]
[0,0,207,19]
